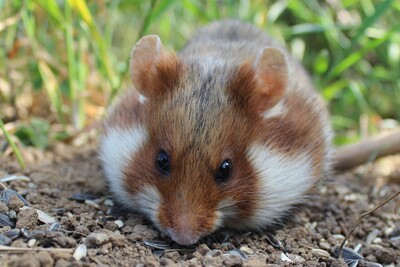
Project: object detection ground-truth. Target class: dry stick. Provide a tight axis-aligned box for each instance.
[338,190,400,258]
[0,245,73,254]
[334,129,400,172]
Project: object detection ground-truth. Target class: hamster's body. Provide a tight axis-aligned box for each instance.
[100,20,332,245]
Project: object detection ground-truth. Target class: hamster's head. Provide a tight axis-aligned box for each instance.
[101,35,292,245]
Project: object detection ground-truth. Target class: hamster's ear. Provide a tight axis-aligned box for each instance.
[230,47,289,115]
[130,35,181,98]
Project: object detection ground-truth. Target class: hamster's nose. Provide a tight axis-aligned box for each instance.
[166,227,200,245]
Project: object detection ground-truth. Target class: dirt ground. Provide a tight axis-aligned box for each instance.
[0,143,399,267]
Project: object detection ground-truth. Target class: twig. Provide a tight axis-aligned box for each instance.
[338,190,400,258]
[334,129,400,172]
[0,245,73,254]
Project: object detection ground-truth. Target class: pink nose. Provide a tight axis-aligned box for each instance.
[166,228,200,245]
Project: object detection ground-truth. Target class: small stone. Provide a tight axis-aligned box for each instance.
[84,232,110,248]
[8,194,26,210]
[11,239,28,248]
[312,248,331,259]
[197,244,211,256]
[0,233,12,245]
[121,226,133,234]
[373,246,396,264]
[104,199,114,206]
[73,225,90,238]
[319,242,330,250]
[73,244,87,261]
[37,209,56,224]
[103,221,118,231]
[114,220,124,228]
[240,246,254,255]
[0,201,9,213]
[206,249,222,257]
[28,238,37,247]
[36,251,54,266]
[222,254,243,267]
[16,208,38,230]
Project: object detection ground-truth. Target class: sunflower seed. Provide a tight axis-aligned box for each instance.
[3,229,20,240]
[229,249,248,260]
[0,189,30,206]
[73,244,87,261]
[49,222,61,232]
[0,213,15,227]
[0,175,30,183]
[37,210,56,224]
[0,233,12,245]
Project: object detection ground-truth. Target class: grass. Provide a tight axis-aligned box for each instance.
[0,0,399,167]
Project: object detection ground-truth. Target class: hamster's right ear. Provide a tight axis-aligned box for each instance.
[130,35,181,98]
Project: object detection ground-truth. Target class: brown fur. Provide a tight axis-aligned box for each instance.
[104,20,331,243]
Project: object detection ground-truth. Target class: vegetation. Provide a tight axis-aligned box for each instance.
[1,0,399,167]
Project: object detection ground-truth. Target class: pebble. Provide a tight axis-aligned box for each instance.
[280,252,293,262]
[84,232,110,248]
[8,194,26,210]
[371,246,396,264]
[28,238,37,247]
[206,249,222,257]
[37,209,56,224]
[16,208,38,229]
[114,220,124,228]
[104,199,114,206]
[311,248,331,259]
[319,242,330,250]
[239,246,254,255]
[222,254,243,267]
[229,248,248,260]
[73,243,87,261]
[0,201,9,213]
[0,233,12,245]
[85,199,100,209]
[196,244,210,256]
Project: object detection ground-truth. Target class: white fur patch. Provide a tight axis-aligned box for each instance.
[246,145,315,228]
[262,101,285,119]
[135,186,162,228]
[99,126,148,207]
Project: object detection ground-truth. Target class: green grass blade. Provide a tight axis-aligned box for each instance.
[0,119,26,169]
[348,0,394,50]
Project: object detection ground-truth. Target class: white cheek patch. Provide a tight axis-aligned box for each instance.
[262,101,285,119]
[135,186,162,228]
[246,145,315,229]
[99,126,148,208]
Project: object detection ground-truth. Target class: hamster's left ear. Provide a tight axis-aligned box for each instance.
[229,47,289,115]
[130,35,181,98]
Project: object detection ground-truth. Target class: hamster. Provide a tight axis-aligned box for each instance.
[100,20,332,245]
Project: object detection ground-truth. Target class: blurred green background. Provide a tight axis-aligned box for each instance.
[1,0,399,166]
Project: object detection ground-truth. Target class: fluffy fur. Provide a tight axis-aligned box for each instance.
[100,20,332,245]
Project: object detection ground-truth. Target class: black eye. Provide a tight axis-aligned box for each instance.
[156,150,170,175]
[215,159,232,184]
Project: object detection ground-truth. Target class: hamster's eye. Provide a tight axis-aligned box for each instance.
[215,159,232,184]
[156,150,170,175]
